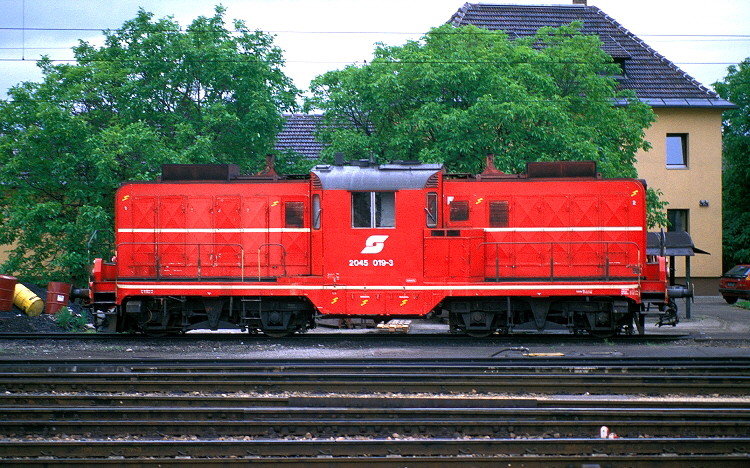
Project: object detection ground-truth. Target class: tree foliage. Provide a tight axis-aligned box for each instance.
[306,23,664,224]
[715,58,750,265]
[306,23,654,176]
[0,6,300,284]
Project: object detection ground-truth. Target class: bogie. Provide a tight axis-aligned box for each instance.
[119,296,315,336]
[445,297,641,336]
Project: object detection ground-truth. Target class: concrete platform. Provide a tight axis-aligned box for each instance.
[655,296,750,338]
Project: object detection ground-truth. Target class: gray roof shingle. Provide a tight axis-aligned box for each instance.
[274,114,325,159]
[449,3,734,108]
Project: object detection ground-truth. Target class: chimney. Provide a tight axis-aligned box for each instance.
[573,0,587,5]
[256,154,279,178]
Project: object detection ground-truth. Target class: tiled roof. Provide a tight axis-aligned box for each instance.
[274,114,325,159]
[449,3,734,108]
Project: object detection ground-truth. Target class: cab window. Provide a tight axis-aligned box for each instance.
[352,192,395,228]
[426,192,438,227]
[312,194,321,230]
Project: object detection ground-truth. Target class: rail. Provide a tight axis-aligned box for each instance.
[481,240,641,282]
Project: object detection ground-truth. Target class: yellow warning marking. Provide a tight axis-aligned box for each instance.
[399,299,408,306]
[360,299,369,306]
[122,195,130,202]
[631,190,639,197]
[271,200,279,207]
[331,297,339,305]
[475,197,484,204]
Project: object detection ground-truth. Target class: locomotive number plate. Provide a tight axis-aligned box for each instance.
[349,259,394,267]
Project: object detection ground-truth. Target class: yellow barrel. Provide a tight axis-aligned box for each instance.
[13,284,44,317]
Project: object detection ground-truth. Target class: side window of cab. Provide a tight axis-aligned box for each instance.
[352,192,395,228]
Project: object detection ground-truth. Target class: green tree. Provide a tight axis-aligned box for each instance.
[715,58,750,265]
[0,6,300,285]
[306,23,663,221]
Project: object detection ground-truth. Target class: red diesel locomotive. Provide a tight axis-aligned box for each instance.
[88,157,675,337]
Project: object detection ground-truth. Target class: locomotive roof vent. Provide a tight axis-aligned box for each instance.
[161,164,240,181]
[350,159,378,168]
[526,161,600,179]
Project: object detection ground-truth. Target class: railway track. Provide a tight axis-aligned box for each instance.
[2,357,749,394]
[1,357,749,466]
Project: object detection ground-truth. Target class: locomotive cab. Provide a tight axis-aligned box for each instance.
[310,158,443,318]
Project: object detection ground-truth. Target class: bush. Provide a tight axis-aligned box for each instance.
[55,307,90,332]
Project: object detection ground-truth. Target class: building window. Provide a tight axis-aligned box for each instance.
[667,209,689,232]
[612,57,628,79]
[352,192,395,228]
[666,134,688,168]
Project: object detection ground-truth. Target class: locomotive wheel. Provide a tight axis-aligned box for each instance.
[260,309,299,337]
[465,329,495,338]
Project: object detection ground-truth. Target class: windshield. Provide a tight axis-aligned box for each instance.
[724,265,750,278]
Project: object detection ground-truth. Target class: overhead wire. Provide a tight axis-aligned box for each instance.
[1,26,749,38]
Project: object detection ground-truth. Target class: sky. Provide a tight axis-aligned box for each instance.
[0,0,748,101]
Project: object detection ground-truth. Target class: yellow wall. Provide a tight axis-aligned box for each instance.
[636,107,724,283]
[0,237,17,277]
[0,244,11,270]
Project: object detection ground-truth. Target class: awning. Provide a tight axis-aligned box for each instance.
[647,231,710,256]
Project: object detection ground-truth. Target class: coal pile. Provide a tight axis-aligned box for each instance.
[0,310,61,333]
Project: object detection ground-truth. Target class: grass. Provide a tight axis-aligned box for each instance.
[735,300,750,311]
[54,307,90,332]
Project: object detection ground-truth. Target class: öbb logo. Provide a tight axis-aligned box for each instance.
[361,235,389,254]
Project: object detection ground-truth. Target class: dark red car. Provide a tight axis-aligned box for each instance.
[719,265,750,304]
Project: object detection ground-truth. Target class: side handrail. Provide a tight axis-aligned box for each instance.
[480,241,641,282]
[115,242,245,281]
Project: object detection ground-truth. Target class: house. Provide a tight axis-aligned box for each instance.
[447,1,734,294]
[277,1,733,294]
